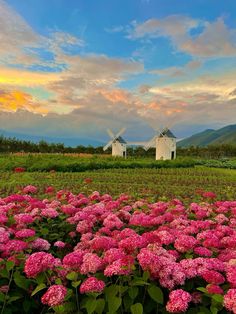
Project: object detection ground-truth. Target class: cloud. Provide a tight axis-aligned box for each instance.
[181,18,236,57]
[0,0,85,68]
[0,67,60,87]
[129,16,236,58]
[129,15,200,39]
[0,0,40,65]
[138,85,151,94]
[0,90,48,114]
[150,60,202,78]
[150,66,185,78]
[105,26,124,33]
[229,88,236,96]
[142,71,236,128]
[47,54,144,110]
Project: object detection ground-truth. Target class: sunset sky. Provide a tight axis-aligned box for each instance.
[0,0,236,144]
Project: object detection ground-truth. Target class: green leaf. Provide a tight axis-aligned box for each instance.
[199,307,212,314]
[23,300,31,312]
[6,261,14,272]
[128,286,139,299]
[142,271,150,281]
[0,292,5,302]
[66,271,78,281]
[40,228,49,235]
[55,278,63,285]
[31,283,47,296]
[197,287,208,293]
[147,285,163,304]
[8,295,23,303]
[131,279,150,286]
[0,269,9,278]
[104,285,119,299]
[95,298,105,314]
[85,297,97,314]
[35,272,46,284]
[210,305,218,314]
[53,302,77,314]
[108,296,121,313]
[14,272,30,290]
[131,303,143,314]
[211,294,223,303]
[72,280,81,288]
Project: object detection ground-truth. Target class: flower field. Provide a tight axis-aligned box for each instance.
[0,183,236,313]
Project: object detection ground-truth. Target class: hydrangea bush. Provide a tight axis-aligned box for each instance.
[0,185,236,313]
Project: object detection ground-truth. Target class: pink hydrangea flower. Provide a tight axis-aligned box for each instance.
[194,246,212,257]
[3,239,28,254]
[15,228,35,238]
[41,208,58,218]
[166,289,192,313]
[103,248,126,264]
[0,228,10,243]
[31,238,51,251]
[63,251,85,270]
[91,236,117,251]
[22,185,38,194]
[14,214,34,224]
[0,215,7,224]
[54,241,66,248]
[41,285,67,307]
[45,186,55,194]
[80,277,105,294]
[206,284,224,295]
[104,255,134,276]
[24,252,56,278]
[80,253,103,274]
[202,270,225,285]
[174,235,198,253]
[224,289,236,313]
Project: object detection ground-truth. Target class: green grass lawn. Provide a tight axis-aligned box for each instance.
[0,167,236,201]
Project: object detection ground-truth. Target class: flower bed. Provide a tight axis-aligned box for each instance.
[0,186,236,313]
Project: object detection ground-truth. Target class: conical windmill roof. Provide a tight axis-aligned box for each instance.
[114,136,127,144]
[159,129,176,138]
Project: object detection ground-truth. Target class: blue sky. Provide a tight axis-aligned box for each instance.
[0,0,236,143]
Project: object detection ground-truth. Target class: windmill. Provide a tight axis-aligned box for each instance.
[103,128,127,158]
[144,126,177,160]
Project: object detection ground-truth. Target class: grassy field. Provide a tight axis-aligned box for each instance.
[0,167,236,201]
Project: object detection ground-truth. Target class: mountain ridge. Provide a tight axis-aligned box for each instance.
[178,124,236,147]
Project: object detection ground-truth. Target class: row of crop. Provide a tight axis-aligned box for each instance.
[199,159,236,169]
[0,155,197,172]
[0,167,235,201]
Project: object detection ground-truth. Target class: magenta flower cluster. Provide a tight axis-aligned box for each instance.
[1,187,236,312]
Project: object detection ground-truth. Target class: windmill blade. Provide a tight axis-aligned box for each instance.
[156,127,175,151]
[114,127,126,140]
[107,128,115,139]
[103,139,113,151]
[144,135,157,151]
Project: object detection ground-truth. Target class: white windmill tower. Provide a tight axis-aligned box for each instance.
[103,128,127,158]
[145,127,177,160]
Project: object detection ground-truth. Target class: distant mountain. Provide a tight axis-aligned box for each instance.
[0,130,103,147]
[178,124,236,147]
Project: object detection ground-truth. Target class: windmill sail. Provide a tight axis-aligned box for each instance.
[103,127,126,151]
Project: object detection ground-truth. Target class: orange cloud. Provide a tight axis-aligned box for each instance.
[0,67,60,87]
[0,90,48,114]
[96,88,131,104]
